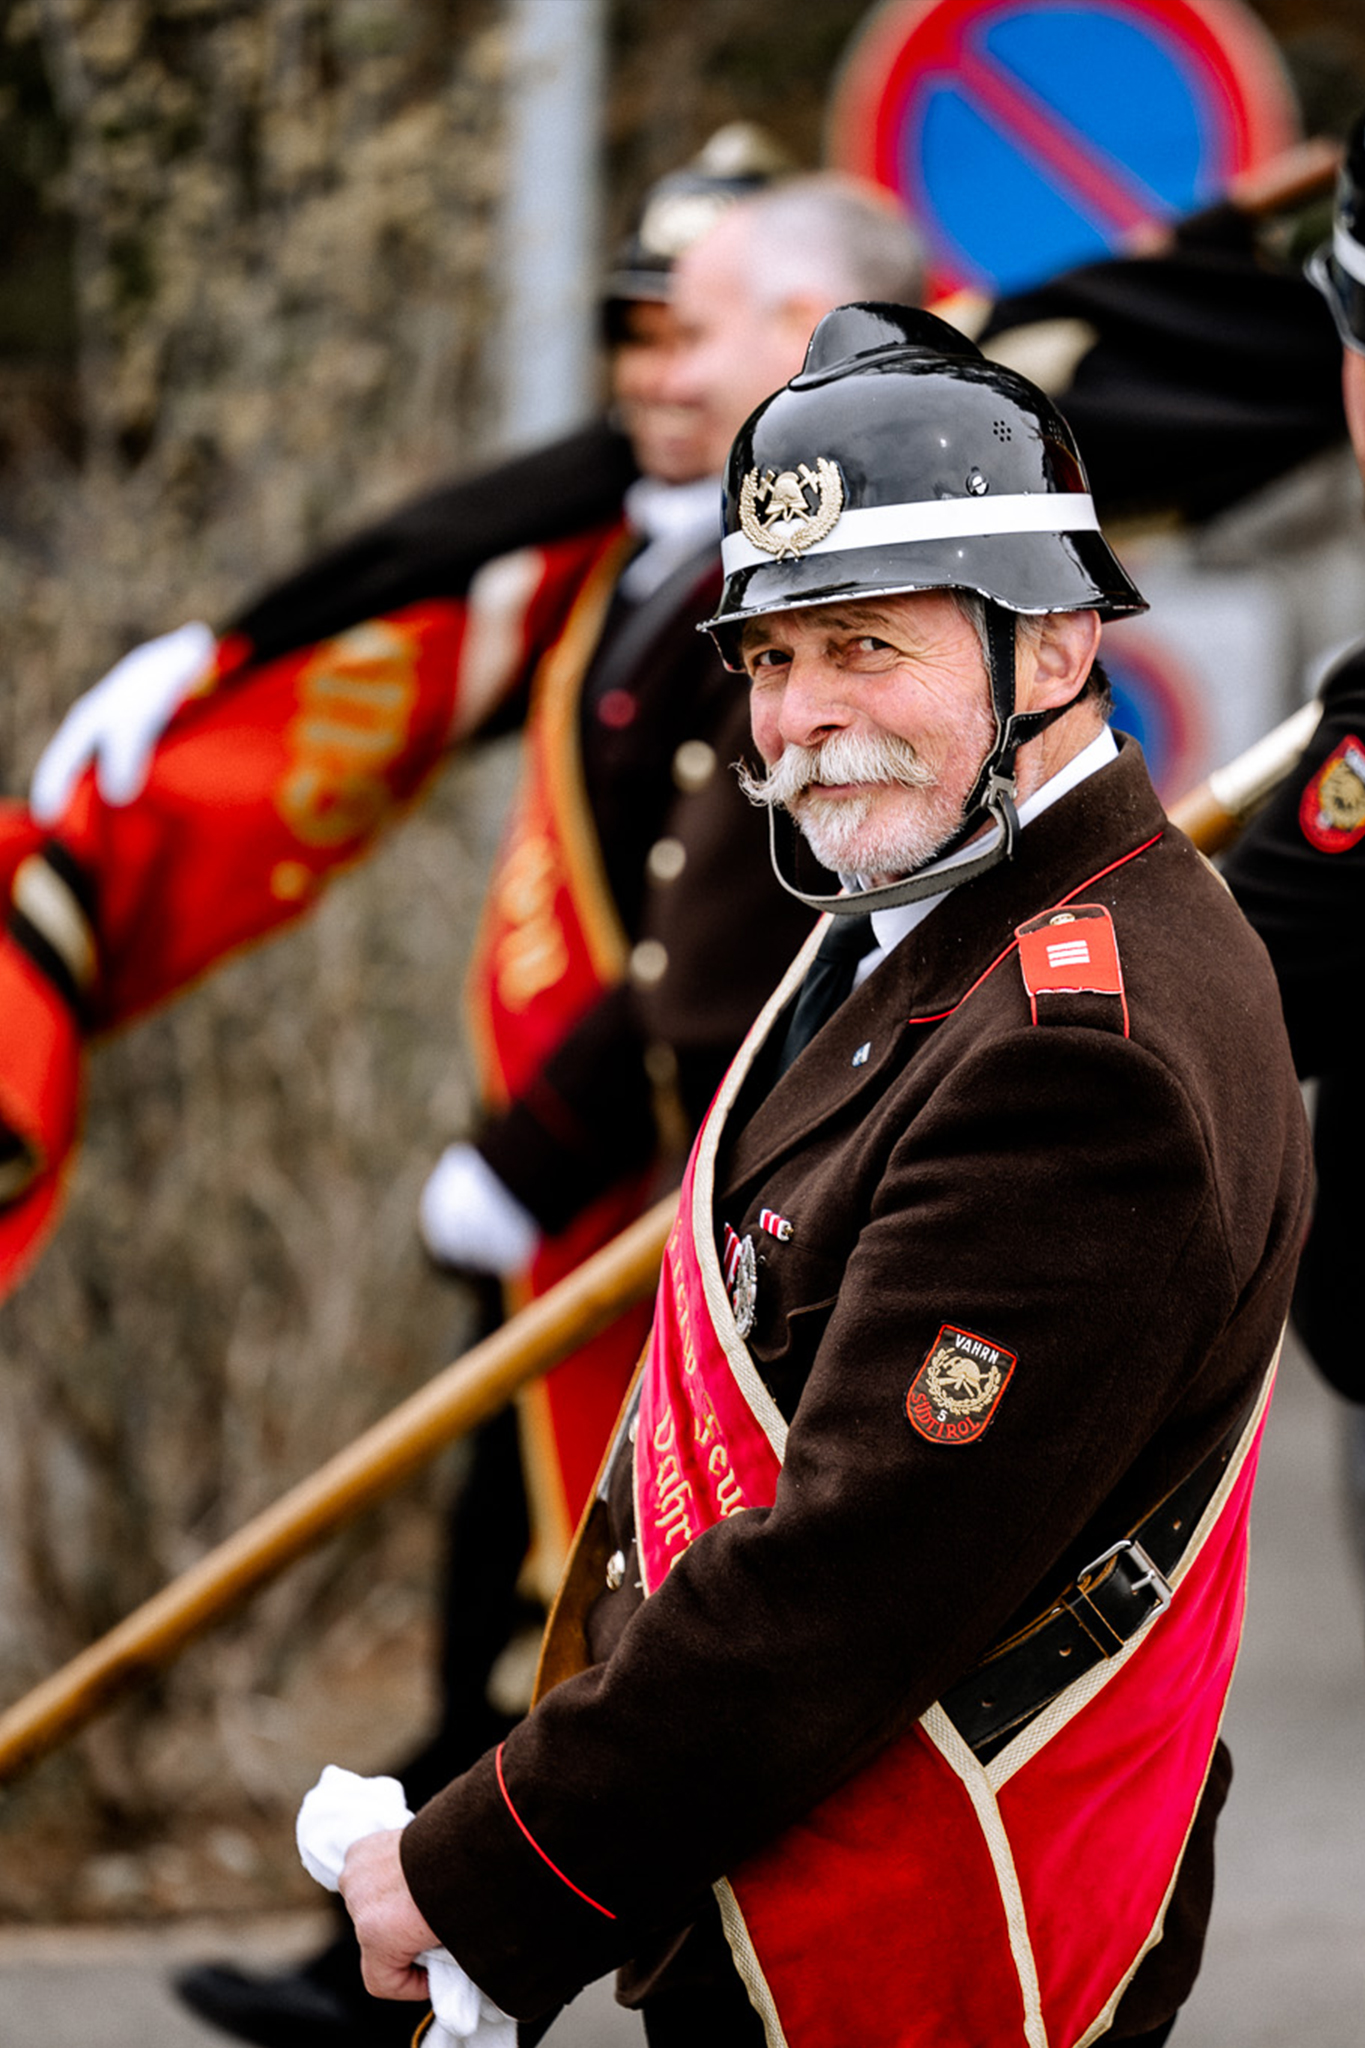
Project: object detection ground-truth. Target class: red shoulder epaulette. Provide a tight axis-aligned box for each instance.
[1015,903,1129,1035]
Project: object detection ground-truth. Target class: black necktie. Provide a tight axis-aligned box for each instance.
[775,915,878,1079]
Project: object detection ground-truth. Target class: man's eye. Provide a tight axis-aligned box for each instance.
[748,649,788,673]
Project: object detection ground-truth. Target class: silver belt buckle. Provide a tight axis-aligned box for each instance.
[1079,1536,1173,1615]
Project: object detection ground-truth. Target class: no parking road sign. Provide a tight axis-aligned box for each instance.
[828,0,1298,295]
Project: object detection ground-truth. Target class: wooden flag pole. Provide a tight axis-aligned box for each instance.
[0,682,1330,1784]
[0,1192,676,1783]
[1166,699,1321,853]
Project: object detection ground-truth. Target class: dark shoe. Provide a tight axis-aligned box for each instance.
[173,1960,420,2048]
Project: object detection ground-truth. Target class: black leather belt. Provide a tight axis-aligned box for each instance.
[941,1399,1257,1763]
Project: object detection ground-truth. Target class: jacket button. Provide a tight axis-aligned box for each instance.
[606,1550,626,1591]
[673,739,716,791]
[647,836,687,882]
[598,688,636,728]
[630,939,668,986]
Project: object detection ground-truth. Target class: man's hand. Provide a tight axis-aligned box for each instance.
[337,1827,441,2002]
[418,1142,541,1277]
[30,621,216,823]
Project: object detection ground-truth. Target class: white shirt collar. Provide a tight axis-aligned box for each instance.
[858,725,1119,971]
[619,475,722,602]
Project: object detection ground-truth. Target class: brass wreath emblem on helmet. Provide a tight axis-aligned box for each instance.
[923,1343,1003,1417]
[738,458,844,560]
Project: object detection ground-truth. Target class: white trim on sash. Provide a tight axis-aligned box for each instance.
[714,1878,792,2048]
[918,1706,1048,2048]
[688,924,827,1464]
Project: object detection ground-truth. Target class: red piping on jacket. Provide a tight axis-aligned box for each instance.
[494,1743,617,1920]
[905,832,1163,1027]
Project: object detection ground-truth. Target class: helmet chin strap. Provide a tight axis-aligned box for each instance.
[765,601,1081,918]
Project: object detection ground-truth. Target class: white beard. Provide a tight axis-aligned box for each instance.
[737,728,971,879]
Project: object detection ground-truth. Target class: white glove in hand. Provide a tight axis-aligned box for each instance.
[31,620,216,823]
[297,1766,515,2048]
[419,1143,541,1277]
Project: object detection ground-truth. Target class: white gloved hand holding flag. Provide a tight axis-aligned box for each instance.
[31,620,216,823]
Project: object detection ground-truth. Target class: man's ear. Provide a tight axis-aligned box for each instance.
[1023,609,1103,711]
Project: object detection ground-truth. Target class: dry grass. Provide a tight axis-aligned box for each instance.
[0,0,517,1918]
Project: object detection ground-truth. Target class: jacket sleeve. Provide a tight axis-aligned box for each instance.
[396,1023,1293,2018]
[1221,653,1365,1080]
[982,225,1345,524]
[229,420,637,662]
[1223,652,1365,1398]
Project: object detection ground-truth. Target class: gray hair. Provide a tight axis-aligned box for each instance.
[953,590,1110,713]
[734,173,926,313]
[953,590,1040,659]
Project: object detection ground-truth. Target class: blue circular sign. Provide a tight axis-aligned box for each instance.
[829,0,1298,295]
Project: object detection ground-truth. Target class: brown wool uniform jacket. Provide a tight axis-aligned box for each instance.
[400,737,1311,2029]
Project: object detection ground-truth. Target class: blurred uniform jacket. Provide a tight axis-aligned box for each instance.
[1222,641,1365,1400]
[982,205,1345,522]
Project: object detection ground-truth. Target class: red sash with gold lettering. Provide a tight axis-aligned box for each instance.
[0,535,609,1300]
[634,980,1274,2048]
[0,801,64,1291]
[0,603,478,1296]
[466,528,655,1592]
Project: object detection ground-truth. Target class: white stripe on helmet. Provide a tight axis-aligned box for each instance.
[720,491,1100,576]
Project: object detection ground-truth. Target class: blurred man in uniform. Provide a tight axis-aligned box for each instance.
[1224,113,1365,1414]
[0,160,924,2048]
[331,306,1309,2048]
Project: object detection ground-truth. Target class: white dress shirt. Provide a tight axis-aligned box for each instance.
[851,726,1120,988]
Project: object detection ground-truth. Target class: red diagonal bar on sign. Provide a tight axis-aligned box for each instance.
[952,38,1173,238]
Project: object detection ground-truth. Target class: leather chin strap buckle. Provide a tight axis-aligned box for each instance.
[979,772,1020,857]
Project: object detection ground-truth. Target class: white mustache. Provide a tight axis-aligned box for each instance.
[737,729,937,810]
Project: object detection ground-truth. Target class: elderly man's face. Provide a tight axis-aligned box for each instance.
[657,213,816,477]
[740,591,997,880]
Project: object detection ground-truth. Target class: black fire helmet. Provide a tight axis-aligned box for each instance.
[601,125,793,340]
[703,303,1147,913]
